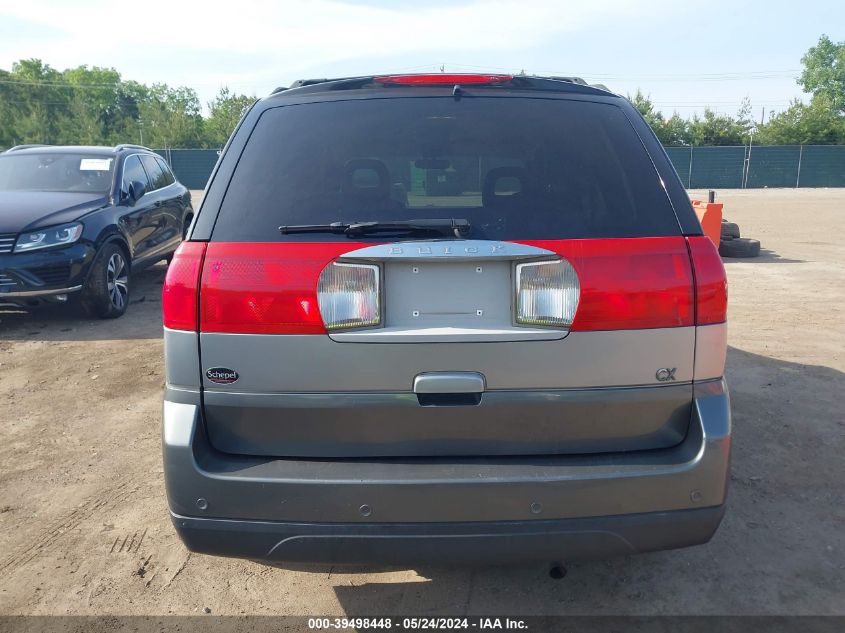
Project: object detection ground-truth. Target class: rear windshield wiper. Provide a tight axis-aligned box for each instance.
[279,218,470,238]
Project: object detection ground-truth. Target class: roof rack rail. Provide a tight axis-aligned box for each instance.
[114,144,153,152]
[287,76,370,90]
[5,144,50,152]
[288,78,334,89]
[546,76,588,85]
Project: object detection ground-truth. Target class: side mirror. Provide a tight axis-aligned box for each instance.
[127,180,146,205]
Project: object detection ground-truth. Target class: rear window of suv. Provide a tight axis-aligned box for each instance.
[213,97,680,241]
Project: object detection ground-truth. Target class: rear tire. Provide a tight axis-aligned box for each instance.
[80,243,130,318]
[721,221,740,240]
[719,237,760,258]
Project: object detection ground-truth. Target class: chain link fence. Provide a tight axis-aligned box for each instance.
[160,145,845,191]
[663,144,845,189]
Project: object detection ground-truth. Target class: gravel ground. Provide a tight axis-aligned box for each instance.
[0,188,842,616]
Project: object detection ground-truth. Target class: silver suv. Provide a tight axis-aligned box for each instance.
[162,74,730,566]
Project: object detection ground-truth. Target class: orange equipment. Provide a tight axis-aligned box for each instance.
[690,200,723,247]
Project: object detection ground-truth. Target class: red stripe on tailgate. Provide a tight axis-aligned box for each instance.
[199,237,698,334]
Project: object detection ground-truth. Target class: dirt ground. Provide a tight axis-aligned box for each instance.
[0,188,842,616]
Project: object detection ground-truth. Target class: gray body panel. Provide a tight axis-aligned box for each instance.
[164,329,200,389]
[202,384,691,457]
[172,506,726,566]
[194,326,696,457]
[162,379,730,563]
[163,380,729,523]
[167,325,727,389]
[198,327,695,392]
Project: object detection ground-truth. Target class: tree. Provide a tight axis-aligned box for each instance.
[756,99,845,144]
[4,48,845,151]
[629,90,664,130]
[799,35,845,113]
[0,59,215,148]
[736,96,756,136]
[138,84,204,148]
[661,113,692,145]
[1,59,67,145]
[60,65,125,144]
[687,108,750,146]
[629,90,694,145]
[205,87,255,147]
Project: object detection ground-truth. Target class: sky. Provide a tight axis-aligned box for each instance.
[0,0,842,119]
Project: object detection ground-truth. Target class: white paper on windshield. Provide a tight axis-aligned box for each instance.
[79,158,112,171]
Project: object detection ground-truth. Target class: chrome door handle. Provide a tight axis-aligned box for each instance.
[413,372,486,393]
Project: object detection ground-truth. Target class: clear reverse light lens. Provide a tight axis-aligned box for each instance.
[515,259,580,328]
[317,262,381,330]
[14,222,83,253]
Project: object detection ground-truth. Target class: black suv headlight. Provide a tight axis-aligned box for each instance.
[14,222,83,253]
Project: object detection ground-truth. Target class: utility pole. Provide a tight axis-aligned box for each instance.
[760,106,765,126]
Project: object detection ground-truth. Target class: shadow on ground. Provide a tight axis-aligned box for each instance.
[322,347,844,616]
[0,263,167,341]
[722,248,804,264]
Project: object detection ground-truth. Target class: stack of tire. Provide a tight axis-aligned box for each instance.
[719,220,760,258]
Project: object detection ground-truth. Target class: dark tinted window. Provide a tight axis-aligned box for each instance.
[122,155,149,191]
[155,157,176,186]
[214,97,680,241]
[140,155,167,190]
[0,153,114,193]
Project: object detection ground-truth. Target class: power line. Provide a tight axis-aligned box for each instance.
[442,62,801,81]
[0,78,124,89]
[0,66,804,91]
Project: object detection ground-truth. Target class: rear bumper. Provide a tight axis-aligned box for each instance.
[172,505,726,566]
[163,379,730,564]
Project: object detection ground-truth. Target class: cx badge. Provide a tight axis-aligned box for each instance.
[656,367,677,382]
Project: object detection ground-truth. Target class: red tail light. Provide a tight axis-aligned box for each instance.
[162,241,207,331]
[519,237,695,331]
[194,236,717,335]
[687,236,728,325]
[374,74,513,85]
[199,242,363,334]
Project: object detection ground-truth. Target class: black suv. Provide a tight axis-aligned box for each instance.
[0,144,192,317]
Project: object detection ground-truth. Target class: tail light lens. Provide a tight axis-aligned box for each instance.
[191,237,712,335]
[687,236,728,324]
[516,238,695,331]
[317,262,381,330]
[515,260,580,328]
[199,242,358,334]
[162,241,206,331]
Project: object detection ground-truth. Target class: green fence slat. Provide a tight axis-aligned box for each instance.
[797,145,845,187]
[690,146,746,189]
[154,149,220,189]
[664,147,693,187]
[152,146,845,191]
[746,145,801,188]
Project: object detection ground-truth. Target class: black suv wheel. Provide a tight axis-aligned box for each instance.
[80,243,130,318]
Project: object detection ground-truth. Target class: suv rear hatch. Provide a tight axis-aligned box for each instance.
[167,78,725,458]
